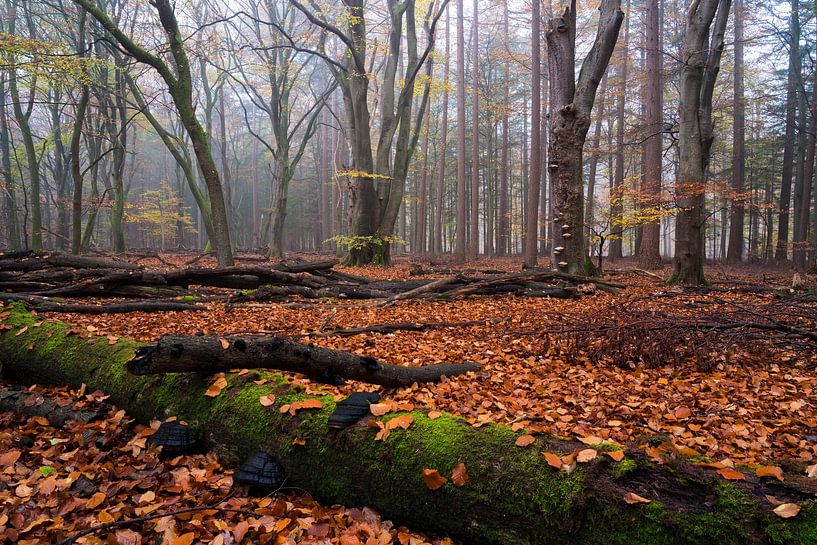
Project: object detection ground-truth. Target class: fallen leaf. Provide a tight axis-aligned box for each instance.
[716,468,745,481]
[756,466,784,482]
[292,437,306,446]
[260,394,276,407]
[219,338,230,349]
[422,469,447,490]
[543,452,563,469]
[204,376,228,397]
[515,434,535,447]
[806,464,817,478]
[674,406,692,419]
[773,503,801,518]
[387,414,414,430]
[171,532,195,545]
[428,411,442,420]
[86,491,106,509]
[605,450,625,462]
[623,492,651,504]
[370,403,391,416]
[578,435,604,446]
[301,398,323,409]
[451,463,468,487]
[577,448,598,463]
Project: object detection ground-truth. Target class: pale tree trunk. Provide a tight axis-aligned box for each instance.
[608,0,630,260]
[672,0,731,285]
[775,0,799,262]
[800,18,817,269]
[547,0,623,275]
[497,0,510,256]
[524,0,542,267]
[638,0,663,269]
[433,5,450,256]
[417,110,431,254]
[468,0,480,260]
[585,73,608,248]
[455,0,467,263]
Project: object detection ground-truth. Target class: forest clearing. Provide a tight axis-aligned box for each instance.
[3,0,817,542]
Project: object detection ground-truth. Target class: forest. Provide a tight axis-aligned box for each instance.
[2,0,817,543]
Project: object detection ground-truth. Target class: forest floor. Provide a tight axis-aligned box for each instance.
[3,253,817,544]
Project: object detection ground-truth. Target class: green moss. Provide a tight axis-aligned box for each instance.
[610,458,638,479]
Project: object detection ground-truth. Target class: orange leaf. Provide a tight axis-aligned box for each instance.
[676,447,701,458]
[577,435,604,446]
[86,491,106,509]
[370,403,391,416]
[756,466,784,482]
[260,394,276,407]
[219,338,230,349]
[577,449,598,463]
[515,434,535,447]
[171,533,195,545]
[451,463,468,487]
[387,414,414,430]
[422,469,447,490]
[428,411,442,420]
[301,398,323,409]
[623,492,651,504]
[204,376,228,397]
[716,468,745,481]
[605,450,625,462]
[543,452,563,469]
[292,437,306,446]
[674,406,692,419]
[279,404,291,414]
[773,503,801,518]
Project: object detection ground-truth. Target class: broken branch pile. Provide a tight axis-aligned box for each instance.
[0,253,622,312]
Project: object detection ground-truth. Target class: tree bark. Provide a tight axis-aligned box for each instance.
[455,0,467,263]
[608,0,630,260]
[547,0,623,275]
[525,0,542,267]
[672,0,730,285]
[433,5,450,256]
[2,306,815,545]
[638,0,663,270]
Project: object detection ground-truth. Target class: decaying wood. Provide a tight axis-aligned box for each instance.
[126,334,481,387]
[304,319,501,337]
[0,385,110,427]
[0,294,205,313]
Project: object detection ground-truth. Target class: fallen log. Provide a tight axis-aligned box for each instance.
[126,334,480,387]
[0,294,204,313]
[304,319,501,338]
[0,304,814,545]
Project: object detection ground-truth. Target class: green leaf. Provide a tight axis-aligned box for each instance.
[39,465,54,477]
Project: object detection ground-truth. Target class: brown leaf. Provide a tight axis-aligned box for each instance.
[755,466,784,482]
[577,448,598,463]
[515,434,535,447]
[204,376,228,397]
[451,463,468,487]
[370,403,391,416]
[219,338,230,349]
[86,491,106,509]
[428,411,442,420]
[301,398,323,409]
[577,435,604,446]
[605,450,625,462]
[674,406,692,419]
[623,492,651,504]
[422,469,447,490]
[773,503,801,519]
[387,414,414,430]
[543,452,563,469]
[171,533,195,545]
[259,394,276,407]
[716,468,745,481]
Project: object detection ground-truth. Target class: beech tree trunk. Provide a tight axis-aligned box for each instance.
[524,0,542,267]
[1,305,815,545]
[547,0,623,275]
[608,0,630,260]
[455,0,467,263]
[672,0,730,285]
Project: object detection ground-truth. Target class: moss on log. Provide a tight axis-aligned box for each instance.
[0,304,816,544]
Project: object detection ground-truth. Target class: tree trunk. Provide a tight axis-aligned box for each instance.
[525,0,542,267]
[671,0,730,285]
[725,0,745,263]
[0,75,22,251]
[1,305,815,545]
[638,0,663,270]
[608,0,630,260]
[585,73,608,248]
[433,6,450,256]
[547,0,623,275]
[469,0,480,261]
[455,0,467,263]
[775,0,800,262]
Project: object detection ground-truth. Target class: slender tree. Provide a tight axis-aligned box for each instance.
[524,0,542,267]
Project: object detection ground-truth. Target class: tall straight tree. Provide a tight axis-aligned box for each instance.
[775,0,800,262]
[546,0,624,274]
[75,0,235,265]
[469,0,480,260]
[638,0,663,269]
[672,0,731,284]
[455,0,467,262]
[0,75,22,251]
[432,5,450,255]
[524,0,542,267]
[608,0,630,260]
[726,0,745,263]
[496,0,510,256]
